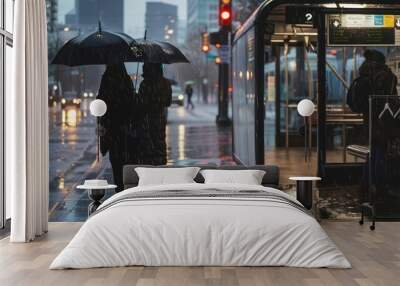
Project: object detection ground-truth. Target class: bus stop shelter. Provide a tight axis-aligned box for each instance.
[232,0,400,184]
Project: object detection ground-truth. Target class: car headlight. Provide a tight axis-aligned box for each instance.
[83,92,88,98]
[61,99,66,104]
[89,92,94,97]
[178,94,184,100]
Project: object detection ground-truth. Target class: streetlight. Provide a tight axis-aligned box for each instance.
[90,99,107,162]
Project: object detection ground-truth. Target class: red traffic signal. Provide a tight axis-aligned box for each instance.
[219,0,232,29]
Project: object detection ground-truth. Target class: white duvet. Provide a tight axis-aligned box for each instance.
[50,183,351,269]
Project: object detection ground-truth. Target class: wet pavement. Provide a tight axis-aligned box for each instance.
[49,100,234,221]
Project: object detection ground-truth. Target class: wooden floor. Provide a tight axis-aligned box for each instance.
[265,147,363,185]
[0,222,399,286]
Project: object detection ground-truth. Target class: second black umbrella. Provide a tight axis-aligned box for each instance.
[132,39,189,64]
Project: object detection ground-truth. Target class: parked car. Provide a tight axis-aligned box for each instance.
[61,91,81,109]
[82,90,95,98]
[171,86,185,106]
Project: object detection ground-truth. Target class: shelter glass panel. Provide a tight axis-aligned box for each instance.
[232,27,256,165]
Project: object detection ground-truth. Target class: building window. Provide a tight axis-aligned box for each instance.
[209,4,217,11]
[1,0,14,229]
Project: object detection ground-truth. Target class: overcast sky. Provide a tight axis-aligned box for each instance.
[58,0,187,37]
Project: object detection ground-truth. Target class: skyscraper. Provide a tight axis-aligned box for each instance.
[71,0,124,92]
[145,2,178,42]
[46,0,58,33]
[187,0,218,38]
[76,0,124,33]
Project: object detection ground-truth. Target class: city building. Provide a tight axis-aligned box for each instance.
[177,19,187,45]
[76,0,124,33]
[67,0,125,94]
[187,0,219,38]
[65,8,78,26]
[145,2,178,42]
[46,0,58,33]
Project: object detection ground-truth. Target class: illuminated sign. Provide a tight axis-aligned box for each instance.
[328,14,400,46]
[285,6,316,26]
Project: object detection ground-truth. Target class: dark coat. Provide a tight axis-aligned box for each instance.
[138,64,172,165]
[97,64,140,160]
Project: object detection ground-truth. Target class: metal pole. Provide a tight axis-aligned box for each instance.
[325,61,350,90]
[284,41,289,149]
[216,62,230,125]
[205,56,209,104]
[317,11,327,177]
[353,47,357,80]
[304,117,308,162]
[96,118,100,162]
[304,40,314,154]
[308,115,312,161]
[216,30,231,126]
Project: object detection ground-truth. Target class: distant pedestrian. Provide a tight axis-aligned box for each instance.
[185,84,194,110]
[202,78,209,104]
[138,63,172,165]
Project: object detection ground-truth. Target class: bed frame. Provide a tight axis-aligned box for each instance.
[123,165,280,190]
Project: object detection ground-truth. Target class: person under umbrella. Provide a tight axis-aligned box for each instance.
[97,64,140,192]
[138,63,172,165]
[52,25,189,189]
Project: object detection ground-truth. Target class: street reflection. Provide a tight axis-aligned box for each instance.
[61,107,81,128]
[58,176,65,191]
[49,104,234,221]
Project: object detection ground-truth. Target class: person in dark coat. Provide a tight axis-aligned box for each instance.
[347,50,399,205]
[138,63,172,165]
[347,49,398,127]
[97,64,139,192]
[185,84,194,109]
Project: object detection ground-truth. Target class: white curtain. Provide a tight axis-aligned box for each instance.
[7,0,49,242]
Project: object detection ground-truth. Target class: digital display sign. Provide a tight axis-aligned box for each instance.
[328,14,400,46]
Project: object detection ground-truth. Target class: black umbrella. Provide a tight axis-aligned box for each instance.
[132,39,189,64]
[51,23,143,66]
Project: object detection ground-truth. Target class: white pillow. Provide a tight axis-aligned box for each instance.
[200,169,266,185]
[135,167,201,186]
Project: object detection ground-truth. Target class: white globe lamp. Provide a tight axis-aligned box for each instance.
[90,99,107,117]
[297,99,314,117]
[89,99,107,162]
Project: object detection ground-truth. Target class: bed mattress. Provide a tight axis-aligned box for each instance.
[50,183,351,269]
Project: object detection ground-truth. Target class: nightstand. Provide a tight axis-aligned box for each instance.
[289,177,321,210]
[77,183,116,216]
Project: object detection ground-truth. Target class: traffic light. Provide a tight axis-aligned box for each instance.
[210,31,229,47]
[201,32,210,53]
[219,0,232,29]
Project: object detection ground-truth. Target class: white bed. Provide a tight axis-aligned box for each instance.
[50,183,351,269]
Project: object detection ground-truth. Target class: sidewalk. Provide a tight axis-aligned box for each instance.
[49,103,234,221]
